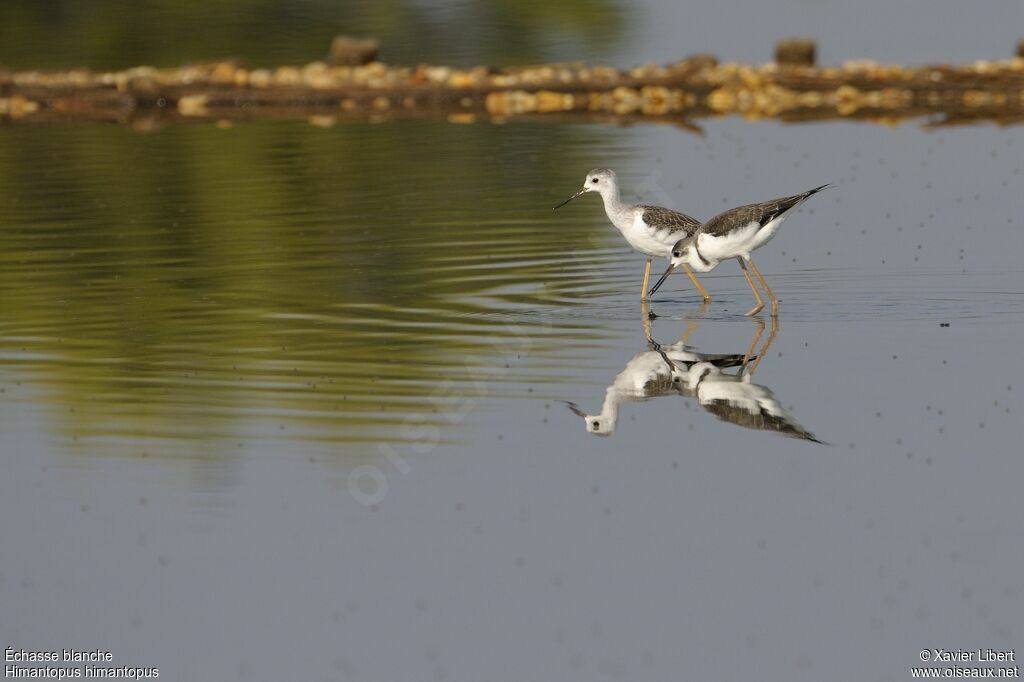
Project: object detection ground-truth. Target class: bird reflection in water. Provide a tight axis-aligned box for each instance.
[565,304,823,443]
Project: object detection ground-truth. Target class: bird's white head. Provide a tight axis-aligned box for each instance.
[668,236,697,268]
[647,236,704,297]
[563,401,615,436]
[553,168,618,209]
[584,415,614,436]
[583,167,617,194]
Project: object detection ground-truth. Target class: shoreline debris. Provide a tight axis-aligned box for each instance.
[2,36,1023,130]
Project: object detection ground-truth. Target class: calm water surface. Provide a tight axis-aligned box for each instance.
[2,2,1024,681]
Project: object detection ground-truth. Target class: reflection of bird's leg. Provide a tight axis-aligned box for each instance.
[640,258,652,301]
[741,316,765,370]
[684,264,712,303]
[640,299,676,371]
[737,257,765,316]
[641,299,654,345]
[747,258,778,317]
[678,308,706,345]
[655,347,676,372]
[748,314,779,375]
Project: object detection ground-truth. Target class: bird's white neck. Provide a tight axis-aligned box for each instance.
[683,236,720,272]
[685,256,718,273]
[597,184,629,223]
[595,387,621,430]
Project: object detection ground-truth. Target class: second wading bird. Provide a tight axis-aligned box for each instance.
[554,168,711,302]
[563,306,748,436]
[565,310,823,443]
[648,184,830,316]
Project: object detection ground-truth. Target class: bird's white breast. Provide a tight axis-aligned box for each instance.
[613,211,677,258]
[749,215,784,250]
[696,377,782,417]
[614,352,674,395]
[697,221,761,262]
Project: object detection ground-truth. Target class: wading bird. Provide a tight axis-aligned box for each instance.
[649,184,829,315]
[554,168,711,302]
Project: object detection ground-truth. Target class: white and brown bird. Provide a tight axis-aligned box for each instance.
[565,315,823,443]
[554,168,711,302]
[678,359,824,444]
[649,184,829,315]
[564,343,747,436]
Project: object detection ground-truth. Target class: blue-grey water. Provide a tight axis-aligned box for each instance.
[2,1,1023,680]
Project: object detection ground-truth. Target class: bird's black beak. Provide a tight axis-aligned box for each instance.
[648,263,676,297]
[560,401,587,418]
[553,188,586,209]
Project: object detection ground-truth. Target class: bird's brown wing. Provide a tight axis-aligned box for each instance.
[701,185,829,237]
[639,205,702,236]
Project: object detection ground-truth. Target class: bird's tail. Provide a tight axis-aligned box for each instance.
[785,183,831,214]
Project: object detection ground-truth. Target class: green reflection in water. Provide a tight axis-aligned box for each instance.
[0,0,624,70]
[0,120,633,460]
